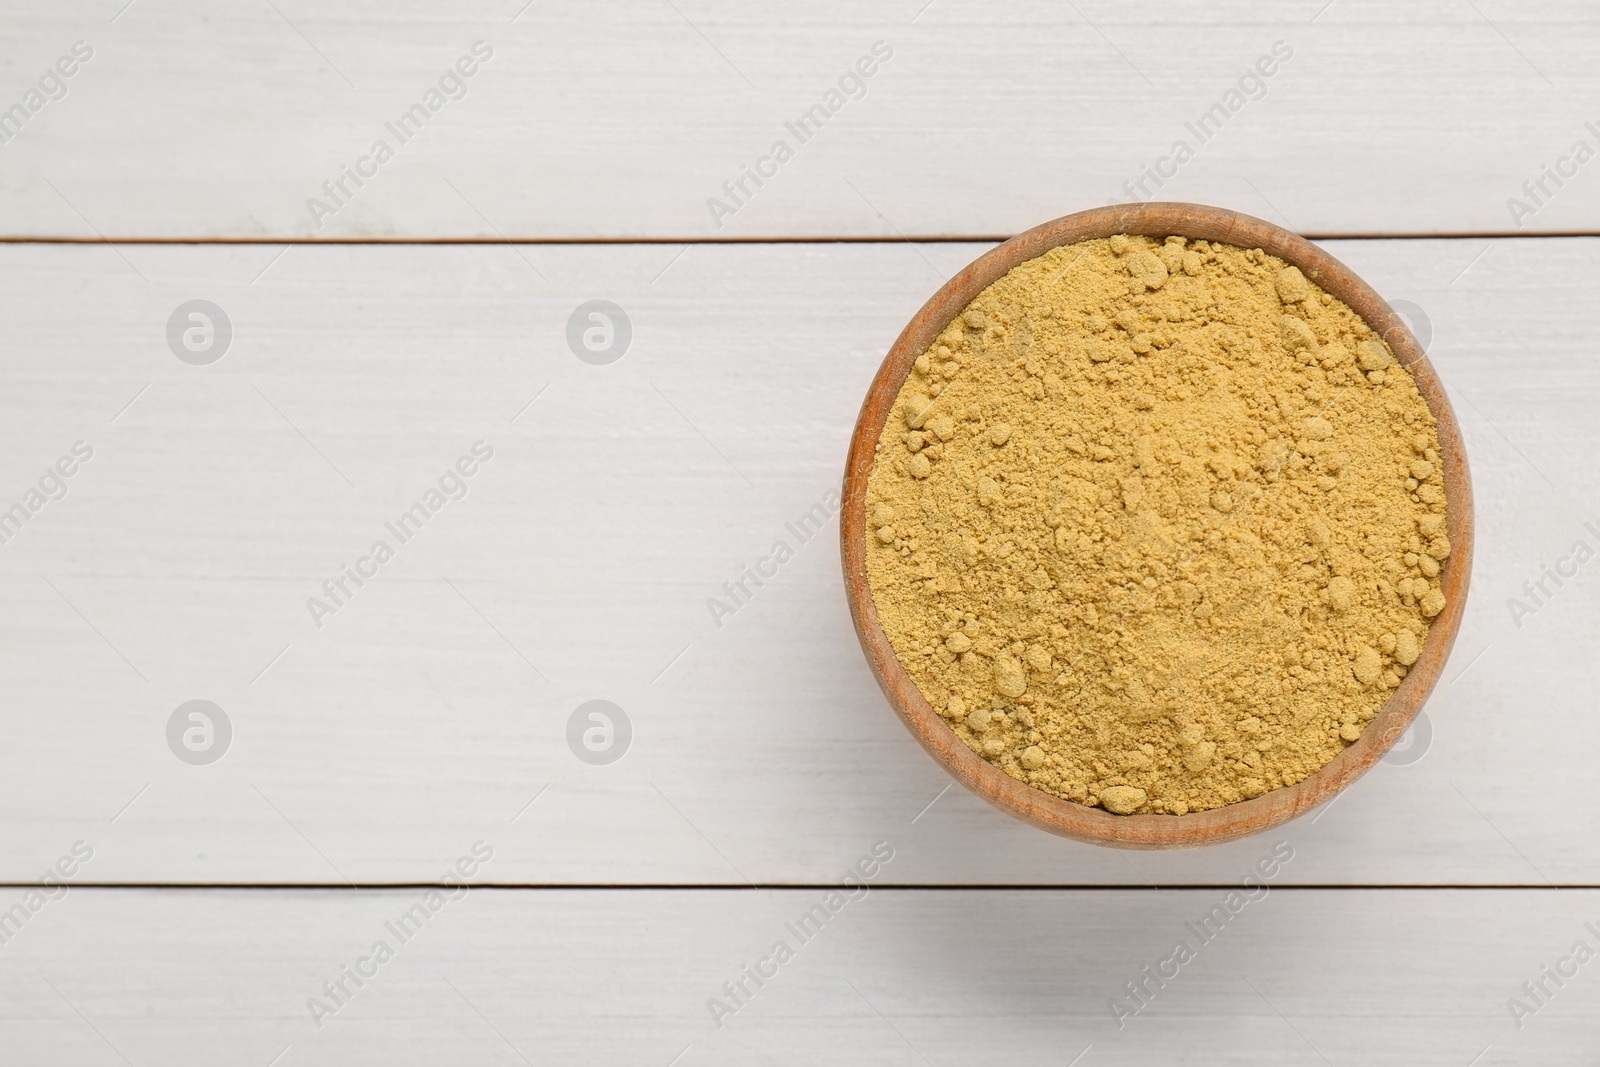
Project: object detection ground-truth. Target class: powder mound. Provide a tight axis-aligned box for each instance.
[863,236,1446,816]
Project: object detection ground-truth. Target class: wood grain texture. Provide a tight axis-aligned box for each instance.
[2,1,1599,238]
[0,238,1588,884]
[0,886,1594,1064]
[841,203,1473,849]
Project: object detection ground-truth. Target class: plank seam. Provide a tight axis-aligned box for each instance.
[0,232,1595,245]
[8,883,1595,891]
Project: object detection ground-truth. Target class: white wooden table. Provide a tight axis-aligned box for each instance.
[1,2,1595,1063]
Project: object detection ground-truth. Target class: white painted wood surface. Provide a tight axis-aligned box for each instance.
[0,237,1589,886]
[6,3,1593,1061]
[2,1,1598,238]
[0,885,1593,1064]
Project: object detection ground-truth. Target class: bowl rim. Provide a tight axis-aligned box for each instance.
[839,202,1475,850]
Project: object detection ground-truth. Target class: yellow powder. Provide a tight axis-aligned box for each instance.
[863,234,1447,815]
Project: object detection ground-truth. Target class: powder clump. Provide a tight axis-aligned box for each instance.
[863,235,1447,815]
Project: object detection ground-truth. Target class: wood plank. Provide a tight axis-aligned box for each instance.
[2,1,1599,237]
[0,886,1593,1063]
[0,237,1590,885]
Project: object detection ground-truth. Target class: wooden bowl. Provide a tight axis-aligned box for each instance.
[840,202,1473,849]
